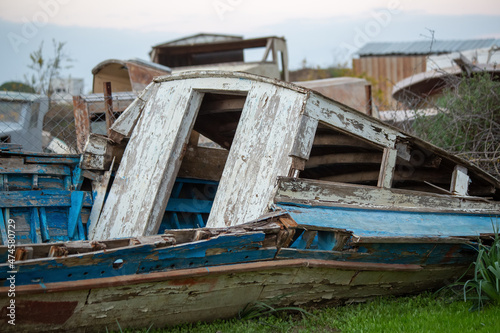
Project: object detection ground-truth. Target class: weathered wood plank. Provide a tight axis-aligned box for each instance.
[280,203,499,238]
[0,262,466,332]
[207,81,306,227]
[87,162,114,238]
[0,190,93,208]
[0,164,70,176]
[25,156,80,165]
[377,148,397,188]
[275,177,500,214]
[68,191,85,240]
[39,207,50,242]
[289,115,317,160]
[93,82,204,239]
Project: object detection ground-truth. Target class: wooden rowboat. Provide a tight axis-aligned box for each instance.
[1,71,499,332]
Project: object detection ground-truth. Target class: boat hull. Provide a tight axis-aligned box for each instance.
[0,259,467,332]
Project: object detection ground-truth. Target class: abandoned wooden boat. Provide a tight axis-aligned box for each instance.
[1,71,499,332]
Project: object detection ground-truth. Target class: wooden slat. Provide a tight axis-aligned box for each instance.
[68,191,85,240]
[39,207,50,242]
[0,190,93,208]
[0,164,70,176]
[72,95,90,153]
[87,161,114,238]
[108,84,157,143]
[165,198,213,214]
[0,209,7,244]
[377,148,397,188]
[25,156,80,165]
[306,152,382,168]
[30,208,42,243]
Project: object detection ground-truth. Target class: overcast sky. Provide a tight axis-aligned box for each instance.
[1,0,499,92]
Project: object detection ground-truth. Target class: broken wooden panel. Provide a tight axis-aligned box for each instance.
[72,92,137,152]
[207,81,307,228]
[80,134,126,171]
[289,114,318,160]
[92,83,204,239]
[275,177,500,214]
[450,165,469,195]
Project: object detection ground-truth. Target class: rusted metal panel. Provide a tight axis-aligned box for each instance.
[126,60,171,92]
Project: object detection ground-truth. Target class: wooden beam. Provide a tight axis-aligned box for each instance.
[312,133,376,149]
[275,177,500,214]
[306,152,382,168]
[103,82,115,136]
[378,148,397,188]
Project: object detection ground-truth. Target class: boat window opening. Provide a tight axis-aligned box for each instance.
[299,123,384,187]
[159,92,247,231]
[296,122,498,199]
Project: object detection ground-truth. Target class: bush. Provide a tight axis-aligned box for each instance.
[411,72,500,179]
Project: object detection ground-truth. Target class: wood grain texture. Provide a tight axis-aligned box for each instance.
[207,81,306,227]
[0,260,467,332]
[305,92,403,148]
[93,82,204,239]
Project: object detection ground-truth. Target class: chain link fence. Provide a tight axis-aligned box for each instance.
[0,90,137,154]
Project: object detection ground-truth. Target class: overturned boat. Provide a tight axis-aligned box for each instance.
[1,71,499,332]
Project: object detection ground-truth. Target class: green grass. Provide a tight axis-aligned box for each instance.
[114,292,500,333]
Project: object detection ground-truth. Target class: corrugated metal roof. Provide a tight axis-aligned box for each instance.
[357,39,500,56]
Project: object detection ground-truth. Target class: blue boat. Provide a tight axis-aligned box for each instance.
[0,71,499,332]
